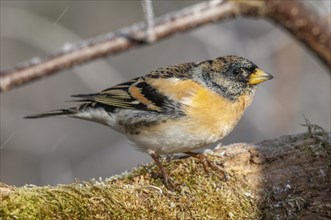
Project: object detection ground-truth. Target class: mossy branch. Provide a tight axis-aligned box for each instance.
[1,127,330,219]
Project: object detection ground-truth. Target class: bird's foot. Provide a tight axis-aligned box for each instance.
[185,151,228,180]
[149,152,176,190]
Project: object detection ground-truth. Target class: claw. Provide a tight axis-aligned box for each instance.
[185,151,227,180]
[149,152,175,190]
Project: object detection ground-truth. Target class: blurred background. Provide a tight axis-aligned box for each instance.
[1,1,330,187]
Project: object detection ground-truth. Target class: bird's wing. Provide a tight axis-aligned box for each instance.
[73,80,173,113]
[71,63,196,113]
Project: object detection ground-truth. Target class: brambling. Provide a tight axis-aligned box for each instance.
[26,55,273,188]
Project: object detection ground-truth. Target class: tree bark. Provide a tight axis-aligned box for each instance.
[1,0,330,93]
[1,127,330,219]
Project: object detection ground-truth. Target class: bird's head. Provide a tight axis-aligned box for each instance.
[194,55,273,100]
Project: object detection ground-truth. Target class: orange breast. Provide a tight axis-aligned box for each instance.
[147,78,254,139]
[183,86,252,138]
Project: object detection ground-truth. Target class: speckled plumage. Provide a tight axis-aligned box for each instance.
[26,55,273,188]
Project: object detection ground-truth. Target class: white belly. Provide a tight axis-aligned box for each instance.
[73,108,238,155]
[126,119,226,154]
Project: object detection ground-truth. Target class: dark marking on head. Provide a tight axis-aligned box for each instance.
[206,60,213,65]
[196,55,259,101]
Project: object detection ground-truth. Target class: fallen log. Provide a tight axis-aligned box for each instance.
[1,125,330,219]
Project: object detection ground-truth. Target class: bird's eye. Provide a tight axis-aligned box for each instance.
[232,68,241,75]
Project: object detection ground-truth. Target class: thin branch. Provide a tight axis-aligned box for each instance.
[142,0,155,42]
[265,0,331,68]
[0,0,330,93]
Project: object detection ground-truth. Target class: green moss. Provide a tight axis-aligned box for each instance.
[1,156,260,219]
[301,119,331,165]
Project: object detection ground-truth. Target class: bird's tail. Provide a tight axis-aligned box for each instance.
[24,108,76,119]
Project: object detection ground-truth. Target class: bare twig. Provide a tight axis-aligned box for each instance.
[141,0,155,42]
[53,6,69,26]
[0,131,15,150]
[0,0,330,93]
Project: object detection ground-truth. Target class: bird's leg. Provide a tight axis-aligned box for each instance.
[149,151,175,189]
[185,151,227,179]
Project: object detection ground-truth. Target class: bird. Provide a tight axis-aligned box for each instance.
[25,55,273,188]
